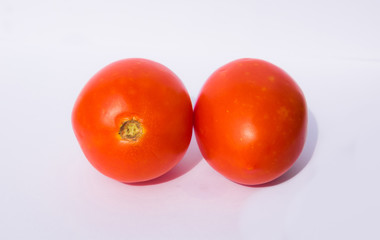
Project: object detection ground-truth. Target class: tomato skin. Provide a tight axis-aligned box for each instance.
[72,59,193,183]
[194,59,307,185]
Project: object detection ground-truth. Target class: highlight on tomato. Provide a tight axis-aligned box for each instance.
[194,58,307,185]
[72,58,193,183]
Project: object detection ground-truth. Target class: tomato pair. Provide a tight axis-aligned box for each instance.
[72,58,307,185]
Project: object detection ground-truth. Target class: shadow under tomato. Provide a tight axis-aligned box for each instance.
[126,131,203,186]
[252,109,319,187]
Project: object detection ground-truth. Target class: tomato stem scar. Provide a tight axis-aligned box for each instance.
[119,119,143,141]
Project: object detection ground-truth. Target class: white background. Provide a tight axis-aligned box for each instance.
[1,0,380,239]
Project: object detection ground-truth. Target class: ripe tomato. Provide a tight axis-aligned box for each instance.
[194,58,307,185]
[72,58,193,183]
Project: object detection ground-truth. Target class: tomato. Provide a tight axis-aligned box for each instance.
[194,58,307,185]
[72,58,193,183]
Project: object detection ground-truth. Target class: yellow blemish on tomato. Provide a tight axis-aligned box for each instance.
[261,87,267,91]
[268,76,275,82]
[277,107,289,119]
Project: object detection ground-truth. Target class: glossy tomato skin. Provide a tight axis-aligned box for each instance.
[194,59,307,185]
[72,59,193,183]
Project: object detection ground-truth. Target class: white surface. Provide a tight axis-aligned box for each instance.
[1,0,380,239]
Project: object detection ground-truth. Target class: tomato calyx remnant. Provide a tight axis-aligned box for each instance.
[119,119,143,141]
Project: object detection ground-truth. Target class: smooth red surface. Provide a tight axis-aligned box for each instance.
[194,58,307,185]
[72,58,193,183]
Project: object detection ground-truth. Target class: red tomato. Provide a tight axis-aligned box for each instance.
[194,59,307,185]
[72,59,193,183]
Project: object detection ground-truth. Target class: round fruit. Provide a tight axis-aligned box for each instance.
[72,58,193,183]
[194,58,307,185]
